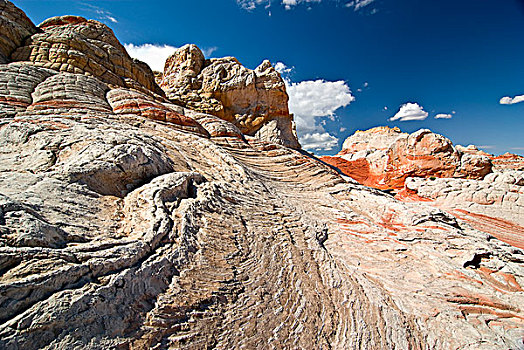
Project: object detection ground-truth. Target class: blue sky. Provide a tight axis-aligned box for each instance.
[13,0,524,155]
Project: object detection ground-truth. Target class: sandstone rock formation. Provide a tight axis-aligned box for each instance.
[159,44,300,149]
[323,126,493,190]
[456,145,524,172]
[1,3,524,349]
[492,152,524,171]
[0,0,36,63]
[10,14,164,96]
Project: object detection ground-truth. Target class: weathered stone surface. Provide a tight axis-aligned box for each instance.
[340,126,405,153]
[454,153,493,179]
[0,63,56,116]
[400,171,524,255]
[456,144,492,157]
[184,109,244,139]
[106,88,209,136]
[456,145,523,172]
[324,127,493,190]
[11,15,163,95]
[2,113,524,350]
[25,72,112,115]
[159,44,300,148]
[0,0,36,63]
[384,129,461,188]
[1,4,524,350]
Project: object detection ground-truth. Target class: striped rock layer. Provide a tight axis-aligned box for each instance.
[0,2,523,350]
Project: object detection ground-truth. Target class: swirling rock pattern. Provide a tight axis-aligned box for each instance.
[0,3,523,350]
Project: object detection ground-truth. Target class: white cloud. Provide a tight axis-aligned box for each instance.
[389,102,428,122]
[275,62,292,75]
[237,0,268,10]
[239,0,372,11]
[282,0,298,9]
[345,0,375,11]
[81,3,118,23]
[500,94,524,105]
[287,79,354,127]
[276,62,354,151]
[434,113,453,119]
[299,132,339,152]
[124,43,178,72]
[202,46,218,57]
[281,0,321,9]
[105,16,118,23]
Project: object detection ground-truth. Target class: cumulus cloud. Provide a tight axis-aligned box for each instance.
[500,94,524,105]
[389,102,428,122]
[287,80,354,128]
[434,113,453,119]
[299,132,339,151]
[275,62,354,152]
[124,43,177,72]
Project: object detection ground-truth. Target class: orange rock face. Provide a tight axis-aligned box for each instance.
[321,156,388,189]
[323,127,492,190]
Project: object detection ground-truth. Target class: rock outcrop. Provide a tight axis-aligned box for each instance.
[159,44,300,149]
[323,126,493,190]
[10,14,163,96]
[1,3,524,350]
[0,0,36,64]
[492,152,524,171]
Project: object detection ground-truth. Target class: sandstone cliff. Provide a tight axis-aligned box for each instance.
[1,2,524,349]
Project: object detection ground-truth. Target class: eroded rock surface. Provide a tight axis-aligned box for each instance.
[0,0,36,64]
[323,126,493,190]
[400,171,524,247]
[159,44,300,149]
[1,3,523,350]
[11,14,163,95]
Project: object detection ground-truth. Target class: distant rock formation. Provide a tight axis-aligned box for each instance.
[159,44,300,149]
[491,152,524,171]
[323,126,492,190]
[1,2,524,349]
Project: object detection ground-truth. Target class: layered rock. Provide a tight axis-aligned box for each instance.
[106,88,209,136]
[0,63,56,116]
[159,44,300,148]
[10,15,163,95]
[397,171,524,255]
[323,127,492,190]
[0,0,36,63]
[491,152,524,171]
[1,3,524,350]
